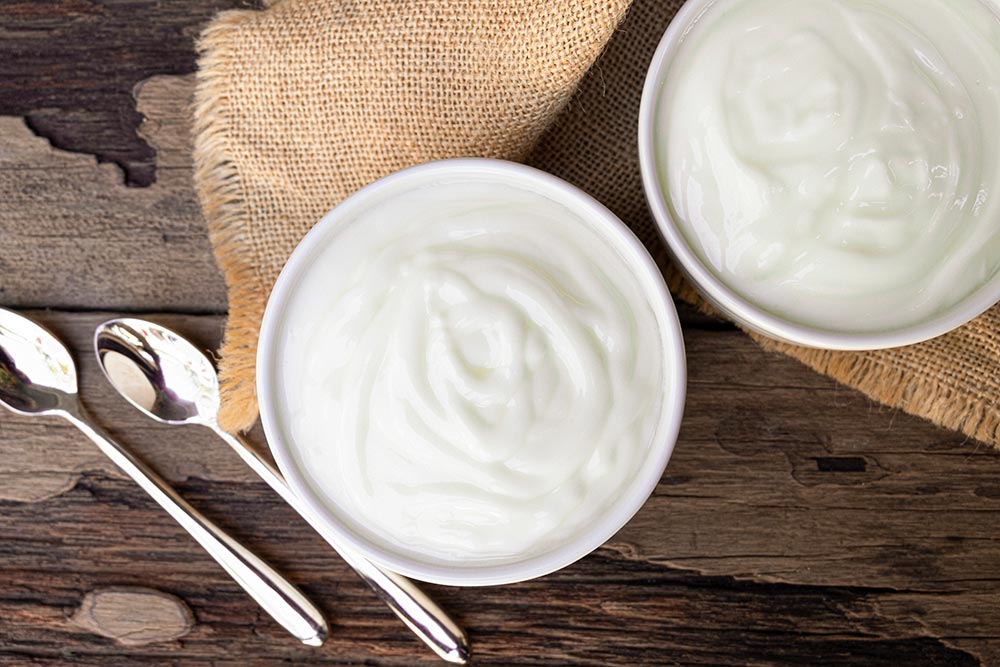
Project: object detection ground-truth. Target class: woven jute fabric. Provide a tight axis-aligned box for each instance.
[194,0,1000,445]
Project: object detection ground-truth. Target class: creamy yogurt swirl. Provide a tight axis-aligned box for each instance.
[657,0,1000,331]
[276,178,664,563]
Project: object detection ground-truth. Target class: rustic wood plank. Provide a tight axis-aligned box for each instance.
[0,0,259,186]
[0,309,997,665]
[0,76,228,313]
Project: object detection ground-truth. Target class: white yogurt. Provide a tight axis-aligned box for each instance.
[274,176,665,563]
[656,0,1000,332]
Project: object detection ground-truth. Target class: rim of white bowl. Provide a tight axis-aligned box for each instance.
[638,0,1000,351]
[257,158,687,587]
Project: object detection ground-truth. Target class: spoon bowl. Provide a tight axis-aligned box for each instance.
[95,319,218,426]
[0,310,77,415]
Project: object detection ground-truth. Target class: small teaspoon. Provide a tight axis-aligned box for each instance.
[0,308,328,646]
[94,318,470,664]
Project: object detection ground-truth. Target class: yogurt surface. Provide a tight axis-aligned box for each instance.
[274,175,665,564]
[656,0,1000,332]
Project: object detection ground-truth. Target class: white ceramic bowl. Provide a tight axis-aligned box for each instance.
[638,0,1000,351]
[257,158,687,586]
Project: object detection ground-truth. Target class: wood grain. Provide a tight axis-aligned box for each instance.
[0,310,997,665]
[0,0,259,185]
[70,587,194,646]
[0,76,227,313]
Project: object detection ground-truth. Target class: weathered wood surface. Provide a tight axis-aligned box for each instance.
[0,311,998,665]
[70,587,195,646]
[0,0,259,186]
[1,0,999,665]
[0,76,227,313]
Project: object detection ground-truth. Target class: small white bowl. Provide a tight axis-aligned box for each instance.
[257,159,687,586]
[638,0,1000,351]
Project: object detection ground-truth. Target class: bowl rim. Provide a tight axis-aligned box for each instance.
[257,158,688,586]
[638,0,1000,351]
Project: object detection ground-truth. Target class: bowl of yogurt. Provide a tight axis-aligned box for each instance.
[640,0,1000,349]
[257,159,686,586]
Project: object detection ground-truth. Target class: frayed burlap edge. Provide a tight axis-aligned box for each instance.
[192,10,265,434]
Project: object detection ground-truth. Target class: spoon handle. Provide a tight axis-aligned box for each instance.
[61,408,329,647]
[214,428,470,665]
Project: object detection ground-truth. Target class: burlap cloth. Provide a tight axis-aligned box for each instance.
[193,0,1000,446]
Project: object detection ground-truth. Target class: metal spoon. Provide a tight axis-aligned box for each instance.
[0,309,328,646]
[94,318,470,665]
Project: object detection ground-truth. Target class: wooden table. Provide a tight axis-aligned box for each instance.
[1,2,999,665]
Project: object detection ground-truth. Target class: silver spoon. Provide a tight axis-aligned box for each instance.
[0,308,328,646]
[94,317,470,665]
